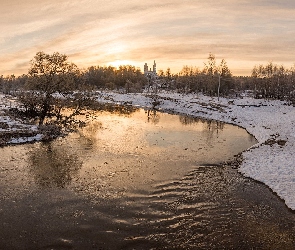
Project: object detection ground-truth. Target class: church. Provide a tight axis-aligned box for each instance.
[144,60,157,79]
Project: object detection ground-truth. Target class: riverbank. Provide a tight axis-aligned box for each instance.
[0,94,42,146]
[1,91,295,210]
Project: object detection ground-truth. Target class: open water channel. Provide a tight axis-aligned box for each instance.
[1,107,295,249]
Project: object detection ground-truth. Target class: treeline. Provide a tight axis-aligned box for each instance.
[250,62,295,100]
[157,60,295,102]
[84,65,147,91]
[1,52,295,103]
[158,53,234,96]
[0,74,28,94]
[0,65,147,95]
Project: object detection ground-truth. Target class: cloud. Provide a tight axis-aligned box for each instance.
[1,0,295,76]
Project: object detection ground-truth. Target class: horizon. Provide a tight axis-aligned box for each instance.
[1,57,293,77]
[1,1,295,77]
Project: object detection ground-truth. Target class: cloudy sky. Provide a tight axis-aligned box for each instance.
[1,0,295,76]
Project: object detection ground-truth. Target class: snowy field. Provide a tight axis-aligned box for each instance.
[1,91,295,210]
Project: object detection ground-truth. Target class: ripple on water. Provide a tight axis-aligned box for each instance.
[112,166,295,249]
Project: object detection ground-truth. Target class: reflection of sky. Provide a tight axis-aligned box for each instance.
[1,0,295,76]
[0,109,257,197]
[78,109,255,160]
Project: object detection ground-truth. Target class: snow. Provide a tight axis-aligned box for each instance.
[1,90,295,210]
[8,134,43,144]
[0,94,40,144]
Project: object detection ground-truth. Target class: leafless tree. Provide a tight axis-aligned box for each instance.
[18,51,86,125]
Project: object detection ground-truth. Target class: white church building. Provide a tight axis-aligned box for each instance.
[144,60,157,80]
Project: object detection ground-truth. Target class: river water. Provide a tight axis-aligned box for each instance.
[1,107,295,249]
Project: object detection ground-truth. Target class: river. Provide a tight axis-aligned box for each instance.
[1,107,295,249]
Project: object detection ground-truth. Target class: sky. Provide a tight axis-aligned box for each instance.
[1,0,295,76]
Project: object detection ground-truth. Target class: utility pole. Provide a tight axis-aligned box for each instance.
[217,73,221,101]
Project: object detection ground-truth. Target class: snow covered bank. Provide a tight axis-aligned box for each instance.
[0,94,40,145]
[95,91,295,210]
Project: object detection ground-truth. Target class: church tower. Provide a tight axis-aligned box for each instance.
[153,60,156,74]
[144,63,148,74]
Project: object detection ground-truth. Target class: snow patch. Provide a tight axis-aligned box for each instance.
[8,134,43,144]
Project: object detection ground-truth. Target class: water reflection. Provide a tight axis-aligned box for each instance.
[78,120,102,147]
[28,109,255,190]
[179,115,202,125]
[92,102,139,115]
[179,115,224,132]
[146,109,160,124]
[28,142,82,188]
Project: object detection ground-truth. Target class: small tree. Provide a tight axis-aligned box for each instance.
[218,59,233,98]
[203,53,218,95]
[20,51,84,125]
[203,53,233,98]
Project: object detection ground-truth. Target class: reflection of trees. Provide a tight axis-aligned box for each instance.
[92,103,139,116]
[204,120,225,142]
[79,121,101,140]
[146,109,160,124]
[179,115,202,125]
[206,120,224,132]
[179,115,224,131]
[28,142,82,188]
[179,114,225,142]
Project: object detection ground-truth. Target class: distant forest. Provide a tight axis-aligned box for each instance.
[1,53,295,103]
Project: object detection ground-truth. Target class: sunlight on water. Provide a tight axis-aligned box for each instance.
[2,108,295,249]
[64,109,255,195]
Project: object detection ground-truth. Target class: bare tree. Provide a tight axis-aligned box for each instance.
[19,51,85,125]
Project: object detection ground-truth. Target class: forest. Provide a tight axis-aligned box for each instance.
[1,52,295,104]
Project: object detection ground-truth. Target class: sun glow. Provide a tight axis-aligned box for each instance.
[108,60,136,68]
[105,42,126,55]
[103,42,138,68]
